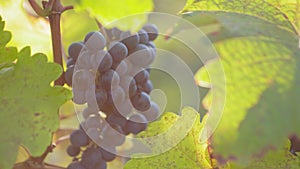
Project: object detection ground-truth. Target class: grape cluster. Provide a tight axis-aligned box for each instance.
[64,24,160,169]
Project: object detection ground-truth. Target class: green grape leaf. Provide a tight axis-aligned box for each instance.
[195,11,300,162]
[0,0,52,60]
[181,0,300,34]
[124,107,212,169]
[229,140,300,169]
[153,0,187,14]
[0,19,72,169]
[180,11,297,45]
[75,0,153,31]
[0,16,17,68]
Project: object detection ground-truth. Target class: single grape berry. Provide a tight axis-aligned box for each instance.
[67,57,76,67]
[72,90,87,105]
[82,107,98,119]
[67,161,85,169]
[128,44,152,67]
[98,146,117,162]
[81,147,103,169]
[65,65,74,86]
[138,29,149,44]
[106,113,127,128]
[72,69,93,91]
[109,42,128,62]
[95,88,108,109]
[100,124,125,146]
[86,127,101,143]
[70,129,89,147]
[119,76,138,98]
[113,99,133,118]
[131,91,151,111]
[67,145,81,157]
[121,32,140,50]
[85,115,104,129]
[107,86,125,106]
[111,27,122,39]
[124,113,148,134]
[97,51,113,73]
[141,101,160,122]
[143,24,159,41]
[68,42,84,60]
[139,80,153,94]
[94,161,107,169]
[134,69,149,85]
[112,60,128,76]
[84,32,106,52]
[99,69,120,90]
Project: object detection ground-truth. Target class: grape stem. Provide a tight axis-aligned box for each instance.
[28,0,73,85]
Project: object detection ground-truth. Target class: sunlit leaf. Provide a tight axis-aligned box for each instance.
[195,11,300,162]
[181,0,300,34]
[124,107,212,169]
[0,17,72,169]
[0,0,52,60]
[75,0,153,31]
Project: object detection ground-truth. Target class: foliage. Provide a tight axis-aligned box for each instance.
[124,107,212,169]
[0,16,72,169]
[75,0,153,31]
[0,0,300,168]
[187,0,300,164]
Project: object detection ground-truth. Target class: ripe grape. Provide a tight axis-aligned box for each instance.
[85,115,104,129]
[73,90,87,105]
[67,145,81,157]
[82,107,98,120]
[86,127,101,143]
[96,51,113,73]
[99,69,120,90]
[94,161,107,169]
[81,147,103,169]
[67,161,85,169]
[95,88,108,109]
[143,24,158,41]
[121,32,140,50]
[98,146,116,162]
[68,42,84,60]
[113,99,133,118]
[131,91,151,111]
[70,129,89,147]
[141,101,160,122]
[84,32,106,52]
[65,65,74,86]
[111,27,121,39]
[85,87,99,112]
[139,80,153,94]
[76,49,92,70]
[112,60,128,76]
[119,76,137,98]
[106,113,127,128]
[138,29,149,44]
[108,86,125,105]
[84,32,95,43]
[72,69,93,91]
[109,42,128,62]
[134,69,149,85]
[67,57,76,67]
[100,124,125,146]
[124,59,133,74]
[128,44,153,67]
[124,113,148,134]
